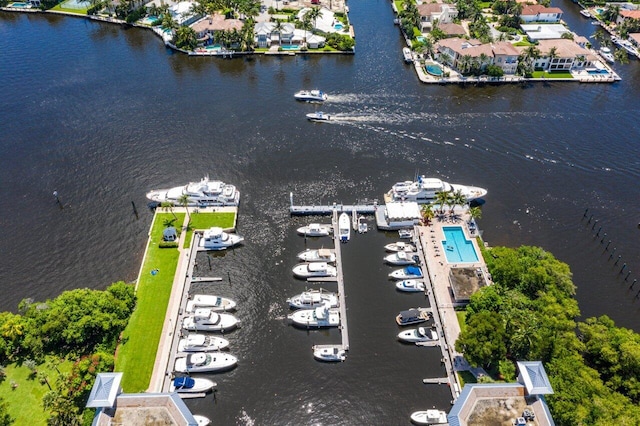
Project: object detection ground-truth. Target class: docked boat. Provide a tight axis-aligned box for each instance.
[389,266,423,280]
[398,229,413,239]
[396,308,431,326]
[410,409,448,425]
[297,248,336,263]
[177,334,230,352]
[287,289,339,309]
[385,251,418,265]
[358,216,368,233]
[619,40,638,56]
[396,279,425,292]
[398,326,438,343]
[306,111,331,122]
[294,89,328,102]
[292,262,337,279]
[579,9,591,18]
[186,294,237,313]
[199,227,244,251]
[169,376,216,394]
[313,345,346,362]
[288,305,340,328]
[386,175,487,204]
[174,352,237,373]
[338,212,351,242]
[385,241,416,252]
[297,223,332,237]
[146,175,240,206]
[599,46,615,63]
[193,415,212,426]
[182,309,239,332]
[403,47,413,63]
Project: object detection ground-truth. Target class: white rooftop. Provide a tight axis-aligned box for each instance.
[521,24,570,40]
[386,202,422,220]
[517,361,554,395]
[86,372,123,408]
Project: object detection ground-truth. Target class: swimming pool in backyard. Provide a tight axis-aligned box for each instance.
[442,226,479,263]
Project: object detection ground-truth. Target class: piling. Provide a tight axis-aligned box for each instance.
[630,279,637,289]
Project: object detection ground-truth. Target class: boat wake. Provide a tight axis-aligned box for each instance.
[237,410,255,426]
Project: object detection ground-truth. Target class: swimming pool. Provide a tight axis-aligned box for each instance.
[334,23,344,30]
[206,44,222,50]
[442,226,479,263]
[281,45,301,50]
[587,69,609,75]
[425,62,443,76]
[10,2,31,7]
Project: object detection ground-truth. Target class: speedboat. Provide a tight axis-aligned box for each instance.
[410,409,448,425]
[306,111,331,122]
[599,47,615,63]
[313,345,346,362]
[358,216,368,233]
[396,279,425,292]
[398,229,413,239]
[294,89,328,102]
[385,241,416,252]
[287,289,339,309]
[177,334,230,352]
[580,9,591,18]
[169,376,216,393]
[288,305,340,328]
[386,175,487,204]
[297,223,332,237]
[403,47,413,63]
[620,40,638,56]
[389,266,423,280]
[398,326,438,343]
[182,309,239,332]
[174,352,237,373]
[199,227,244,250]
[292,262,337,279]
[338,212,350,242]
[146,175,240,206]
[297,248,336,263]
[186,294,237,312]
[396,308,431,326]
[385,251,418,265]
[193,415,212,426]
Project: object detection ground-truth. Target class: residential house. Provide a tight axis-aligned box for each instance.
[521,23,570,41]
[491,42,520,74]
[518,39,595,71]
[191,14,243,43]
[296,7,340,33]
[169,1,202,26]
[629,33,640,48]
[438,22,466,38]
[616,9,640,26]
[435,38,519,74]
[520,5,563,23]
[417,3,457,32]
[254,22,324,48]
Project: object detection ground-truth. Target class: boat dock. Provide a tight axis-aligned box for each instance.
[422,377,450,385]
[191,277,223,283]
[332,210,350,352]
[289,192,378,216]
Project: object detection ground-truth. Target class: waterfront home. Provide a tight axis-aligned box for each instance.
[517,39,595,71]
[437,22,466,38]
[169,1,202,26]
[520,24,570,41]
[520,5,563,23]
[296,7,343,34]
[574,35,589,49]
[191,14,243,43]
[616,9,640,26]
[417,3,457,32]
[254,22,326,48]
[435,38,519,74]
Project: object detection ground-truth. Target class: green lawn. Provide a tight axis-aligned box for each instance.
[532,70,573,79]
[115,212,184,392]
[394,0,403,12]
[456,310,467,335]
[50,3,87,14]
[183,212,236,248]
[457,370,477,388]
[513,40,534,47]
[478,1,492,8]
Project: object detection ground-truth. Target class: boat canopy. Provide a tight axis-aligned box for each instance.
[406,266,422,275]
[400,309,420,319]
[173,376,195,388]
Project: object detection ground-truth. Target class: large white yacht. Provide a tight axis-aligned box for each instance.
[174,352,238,373]
[385,176,487,204]
[297,248,336,263]
[286,289,339,310]
[177,334,230,352]
[288,305,340,328]
[186,294,237,312]
[292,262,337,279]
[182,309,239,332]
[146,175,240,206]
[199,227,244,251]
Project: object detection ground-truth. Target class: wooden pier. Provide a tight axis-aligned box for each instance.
[422,377,450,385]
[190,277,223,283]
[332,210,350,352]
[289,192,378,216]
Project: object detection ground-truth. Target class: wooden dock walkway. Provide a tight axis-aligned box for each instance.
[289,192,378,216]
[191,277,223,283]
[332,210,350,352]
[422,377,450,385]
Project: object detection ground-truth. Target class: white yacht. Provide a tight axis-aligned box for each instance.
[580,9,592,18]
[396,279,425,292]
[169,376,216,393]
[292,262,337,279]
[287,289,339,310]
[199,227,244,251]
[186,294,237,313]
[297,223,332,237]
[386,175,487,204]
[182,309,239,332]
[403,47,413,63]
[398,327,438,343]
[410,409,448,425]
[396,308,431,326]
[313,345,346,362]
[294,89,328,102]
[146,175,240,206]
[306,111,331,122]
[357,216,368,233]
[599,46,615,63]
[193,415,212,426]
[384,251,418,265]
[398,229,414,239]
[389,266,423,280]
[297,248,336,263]
[288,305,340,328]
[385,241,416,252]
[338,212,351,242]
[619,39,638,56]
[174,352,238,373]
[177,334,230,352]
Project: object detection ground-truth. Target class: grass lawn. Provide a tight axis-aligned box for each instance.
[456,310,467,335]
[513,40,534,47]
[457,370,477,388]
[532,70,573,79]
[478,1,492,8]
[115,212,184,392]
[50,3,87,13]
[393,0,403,12]
[0,357,73,425]
[183,212,236,249]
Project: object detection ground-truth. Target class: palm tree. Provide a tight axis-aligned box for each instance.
[421,204,435,226]
[460,54,473,74]
[614,48,629,64]
[160,201,177,220]
[177,193,191,224]
[416,37,434,59]
[469,206,482,221]
[451,190,468,214]
[478,52,490,72]
[305,6,323,30]
[438,51,452,67]
[272,20,284,45]
[434,191,451,215]
[241,19,255,51]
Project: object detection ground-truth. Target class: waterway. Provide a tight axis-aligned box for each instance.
[1,0,640,423]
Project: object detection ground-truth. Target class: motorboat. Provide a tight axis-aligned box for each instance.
[398,229,413,239]
[297,223,332,237]
[174,352,238,373]
[292,262,337,279]
[313,345,346,362]
[177,334,230,352]
[288,305,340,328]
[580,9,592,18]
[297,248,336,263]
[403,47,413,63]
[199,227,244,251]
[619,39,638,56]
[287,289,339,309]
[599,47,615,63]
[410,409,448,425]
[389,266,423,280]
[396,308,431,326]
[385,251,418,265]
[396,280,425,292]
[294,89,328,102]
[182,309,239,332]
[146,175,240,206]
[385,241,416,252]
[186,294,237,313]
[386,175,487,204]
[338,212,351,242]
[193,415,212,426]
[306,111,331,122]
[169,376,216,393]
[398,326,438,343]
[358,216,368,233]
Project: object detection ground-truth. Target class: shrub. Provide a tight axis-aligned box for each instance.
[158,242,179,248]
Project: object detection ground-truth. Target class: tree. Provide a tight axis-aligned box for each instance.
[177,193,191,226]
[455,311,507,369]
[304,6,322,30]
[415,37,434,59]
[174,26,197,50]
[241,19,255,51]
[614,48,629,64]
[486,64,504,77]
[421,204,434,225]
[434,191,451,215]
[0,396,13,426]
[272,20,284,45]
[469,206,482,221]
[161,13,178,31]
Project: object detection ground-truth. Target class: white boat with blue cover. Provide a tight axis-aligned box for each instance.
[294,89,328,102]
[177,334,230,352]
[396,279,425,292]
[389,266,423,280]
[174,352,238,373]
[169,376,217,393]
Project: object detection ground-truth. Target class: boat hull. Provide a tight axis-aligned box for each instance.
[313,346,346,362]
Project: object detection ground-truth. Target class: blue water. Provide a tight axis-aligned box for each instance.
[442,226,479,263]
